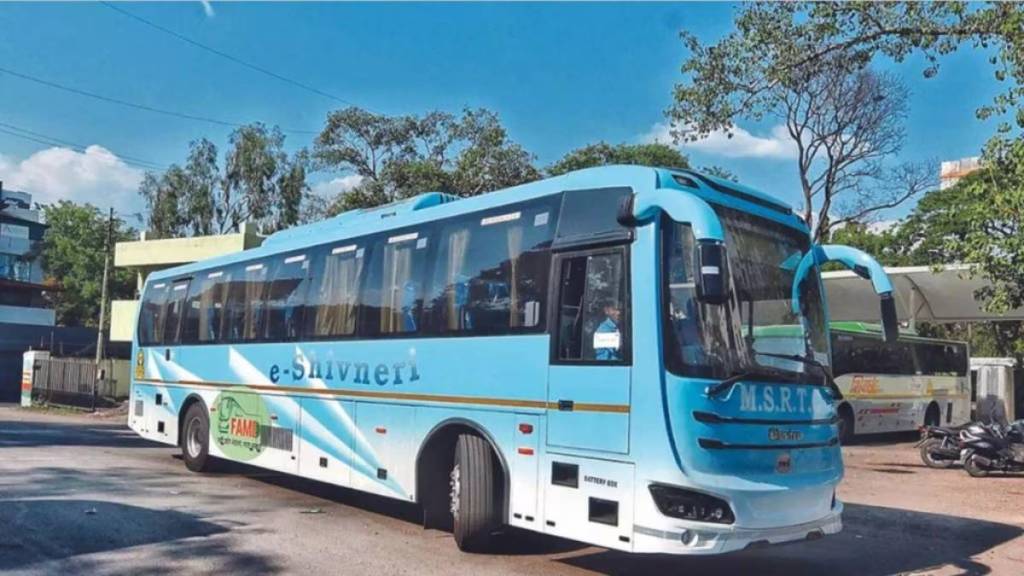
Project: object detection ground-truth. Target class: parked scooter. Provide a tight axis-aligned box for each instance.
[917,424,966,469]
[959,420,1024,478]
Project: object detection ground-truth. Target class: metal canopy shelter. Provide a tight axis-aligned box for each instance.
[822,265,1024,328]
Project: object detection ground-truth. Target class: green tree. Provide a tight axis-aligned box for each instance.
[689,3,1024,133]
[547,142,689,176]
[672,6,938,241]
[140,124,311,238]
[944,136,1024,314]
[40,202,135,327]
[314,107,539,213]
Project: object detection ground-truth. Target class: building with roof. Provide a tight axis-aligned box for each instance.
[939,156,981,190]
[0,182,53,326]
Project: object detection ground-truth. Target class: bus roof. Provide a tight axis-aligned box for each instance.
[145,165,806,284]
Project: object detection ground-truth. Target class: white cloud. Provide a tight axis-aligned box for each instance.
[644,122,798,160]
[200,1,215,18]
[0,145,145,211]
[310,174,364,198]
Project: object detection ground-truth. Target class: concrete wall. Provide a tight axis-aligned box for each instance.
[110,299,138,342]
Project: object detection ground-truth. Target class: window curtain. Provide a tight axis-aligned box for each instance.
[447,228,470,330]
[506,225,523,327]
[243,269,267,340]
[382,244,414,333]
[198,278,216,342]
[315,254,362,336]
[214,273,232,341]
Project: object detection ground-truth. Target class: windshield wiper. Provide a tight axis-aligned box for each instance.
[705,365,803,399]
[754,352,844,400]
[705,371,753,399]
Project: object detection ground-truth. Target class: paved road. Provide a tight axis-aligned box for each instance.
[1,407,1021,575]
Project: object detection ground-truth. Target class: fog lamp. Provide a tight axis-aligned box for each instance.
[649,484,735,525]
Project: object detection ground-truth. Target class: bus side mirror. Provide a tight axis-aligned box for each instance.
[696,241,729,305]
[880,293,899,343]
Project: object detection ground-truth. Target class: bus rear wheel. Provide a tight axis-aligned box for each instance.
[450,434,500,552]
[182,402,213,473]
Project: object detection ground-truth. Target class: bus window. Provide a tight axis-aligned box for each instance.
[138,281,169,346]
[831,333,914,376]
[425,201,556,335]
[241,263,270,341]
[555,250,628,362]
[221,262,269,342]
[306,243,364,338]
[914,342,969,376]
[362,232,430,336]
[161,280,191,345]
[180,270,229,344]
[265,254,311,340]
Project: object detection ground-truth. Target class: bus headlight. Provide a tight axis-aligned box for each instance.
[649,484,735,525]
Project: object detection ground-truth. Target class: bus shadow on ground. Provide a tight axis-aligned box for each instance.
[557,502,1022,576]
[215,458,589,555]
[0,499,278,573]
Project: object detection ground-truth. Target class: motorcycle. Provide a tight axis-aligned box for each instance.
[959,420,1024,478]
[917,424,965,469]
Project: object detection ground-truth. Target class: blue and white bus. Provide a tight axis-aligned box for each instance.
[129,166,898,555]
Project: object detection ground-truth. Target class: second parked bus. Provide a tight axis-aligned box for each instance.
[830,322,970,441]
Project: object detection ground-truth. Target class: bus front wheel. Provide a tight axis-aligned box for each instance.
[450,434,500,552]
[182,402,212,473]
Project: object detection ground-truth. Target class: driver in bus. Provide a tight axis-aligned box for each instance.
[594,300,622,361]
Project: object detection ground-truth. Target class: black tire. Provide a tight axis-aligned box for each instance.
[181,402,212,473]
[924,404,941,428]
[837,406,855,445]
[450,434,501,552]
[963,450,989,478]
[919,438,955,469]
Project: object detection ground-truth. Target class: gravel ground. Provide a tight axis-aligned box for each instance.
[1,406,1022,575]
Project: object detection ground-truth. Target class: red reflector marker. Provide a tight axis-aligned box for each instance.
[518,423,534,434]
[375,427,387,434]
[518,447,534,456]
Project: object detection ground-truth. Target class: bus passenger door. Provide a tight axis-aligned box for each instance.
[547,248,631,454]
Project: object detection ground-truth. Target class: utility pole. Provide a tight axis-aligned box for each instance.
[95,207,114,365]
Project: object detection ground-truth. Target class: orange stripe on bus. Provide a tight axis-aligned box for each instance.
[136,378,630,414]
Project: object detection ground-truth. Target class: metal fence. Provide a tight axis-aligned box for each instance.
[32,357,124,410]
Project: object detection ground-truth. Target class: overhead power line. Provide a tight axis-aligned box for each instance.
[0,65,318,135]
[0,120,169,171]
[101,1,362,108]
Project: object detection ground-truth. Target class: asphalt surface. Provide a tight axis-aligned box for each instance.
[2,406,1022,575]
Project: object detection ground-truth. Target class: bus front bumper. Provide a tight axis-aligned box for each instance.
[630,501,843,555]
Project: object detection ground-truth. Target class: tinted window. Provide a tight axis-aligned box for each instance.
[180,271,229,344]
[161,280,191,344]
[424,200,557,334]
[138,281,169,345]
[914,342,968,376]
[361,231,430,336]
[305,243,365,338]
[831,333,915,376]
[264,253,312,340]
[221,261,269,342]
[556,250,628,362]
[554,187,631,246]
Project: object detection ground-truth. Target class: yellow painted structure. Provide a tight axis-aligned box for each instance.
[110,223,263,341]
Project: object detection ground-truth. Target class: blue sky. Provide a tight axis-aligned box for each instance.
[0,2,1005,224]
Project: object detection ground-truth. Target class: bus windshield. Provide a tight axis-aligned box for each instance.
[664,207,829,383]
